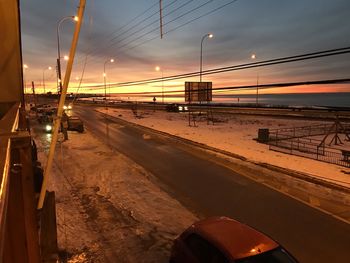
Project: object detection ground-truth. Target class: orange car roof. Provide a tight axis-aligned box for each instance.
[191,217,279,260]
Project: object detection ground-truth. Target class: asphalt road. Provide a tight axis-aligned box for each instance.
[75,106,350,263]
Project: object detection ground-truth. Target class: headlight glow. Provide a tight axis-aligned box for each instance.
[178,106,183,111]
[63,105,68,110]
[68,105,72,109]
[184,106,188,111]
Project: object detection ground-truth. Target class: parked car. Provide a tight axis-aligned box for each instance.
[170,217,298,263]
[67,116,84,133]
[166,103,189,112]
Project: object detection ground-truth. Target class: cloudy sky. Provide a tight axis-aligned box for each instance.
[21,0,350,97]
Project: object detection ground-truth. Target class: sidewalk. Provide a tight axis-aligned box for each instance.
[33,125,197,262]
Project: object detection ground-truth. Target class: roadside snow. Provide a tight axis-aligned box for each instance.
[97,107,350,188]
[34,129,197,262]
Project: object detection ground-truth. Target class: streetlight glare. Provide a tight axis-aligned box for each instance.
[103,73,106,77]
[74,16,79,22]
[208,33,213,38]
[48,66,52,70]
[64,55,69,61]
[23,64,28,69]
[251,54,256,59]
[110,58,115,63]
[155,66,160,71]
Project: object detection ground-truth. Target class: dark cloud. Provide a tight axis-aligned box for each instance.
[21,0,350,93]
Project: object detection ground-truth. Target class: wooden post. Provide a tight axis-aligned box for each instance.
[40,191,58,262]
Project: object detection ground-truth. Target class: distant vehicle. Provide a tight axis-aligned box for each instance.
[67,116,84,133]
[166,103,189,112]
[170,217,298,263]
[63,104,73,110]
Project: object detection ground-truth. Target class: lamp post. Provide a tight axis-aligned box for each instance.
[251,53,259,106]
[155,66,164,103]
[200,33,213,82]
[43,66,52,94]
[104,58,115,108]
[57,16,78,94]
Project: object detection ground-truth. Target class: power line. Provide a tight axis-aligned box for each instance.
[83,78,350,97]
[77,0,215,68]
[74,0,159,65]
[75,0,182,66]
[79,46,350,90]
[126,0,240,52]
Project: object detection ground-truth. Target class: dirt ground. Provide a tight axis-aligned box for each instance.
[34,127,197,263]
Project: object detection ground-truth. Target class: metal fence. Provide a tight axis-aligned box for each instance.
[269,138,350,167]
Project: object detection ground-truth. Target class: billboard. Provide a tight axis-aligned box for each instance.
[185,82,212,102]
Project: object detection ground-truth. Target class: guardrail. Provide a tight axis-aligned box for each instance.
[0,103,41,263]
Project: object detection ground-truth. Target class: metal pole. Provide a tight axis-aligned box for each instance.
[161,70,164,103]
[200,35,206,82]
[104,61,107,109]
[256,72,259,107]
[38,0,86,209]
[159,0,163,39]
[57,16,74,94]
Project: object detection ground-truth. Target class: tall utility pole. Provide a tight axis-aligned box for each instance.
[31,81,38,108]
[38,0,86,210]
[159,0,163,39]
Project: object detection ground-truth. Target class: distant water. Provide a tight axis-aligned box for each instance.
[214,93,350,108]
[110,92,350,108]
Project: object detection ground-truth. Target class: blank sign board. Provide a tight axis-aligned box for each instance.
[185,82,212,102]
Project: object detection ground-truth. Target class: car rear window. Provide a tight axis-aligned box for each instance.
[236,247,298,263]
[185,233,229,263]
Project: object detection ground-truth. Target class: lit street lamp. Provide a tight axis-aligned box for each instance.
[57,16,77,94]
[200,33,213,82]
[251,53,259,106]
[43,66,52,94]
[104,58,115,108]
[155,66,164,103]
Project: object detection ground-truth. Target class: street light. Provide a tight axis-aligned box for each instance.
[57,16,77,94]
[251,53,259,106]
[155,66,164,103]
[200,33,213,82]
[43,66,52,94]
[103,58,115,108]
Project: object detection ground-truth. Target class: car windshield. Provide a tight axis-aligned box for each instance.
[236,247,297,263]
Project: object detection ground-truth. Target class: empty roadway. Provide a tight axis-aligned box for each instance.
[75,106,350,263]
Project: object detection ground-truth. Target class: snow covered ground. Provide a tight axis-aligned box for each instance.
[33,128,197,262]
[97,107,350,188]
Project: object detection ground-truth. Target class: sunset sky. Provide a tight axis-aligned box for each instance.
[21,0,350,98]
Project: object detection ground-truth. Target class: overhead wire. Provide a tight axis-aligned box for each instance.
[74,0,160,65]
[78,46,350,90]
[74,0,181,66]
[81,78,350,98]
[126,0,240,52]
[78,0,216,67]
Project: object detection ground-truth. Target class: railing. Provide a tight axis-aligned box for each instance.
[0,103,41,263]
[269,123,350,142]
[269,138,350,168]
